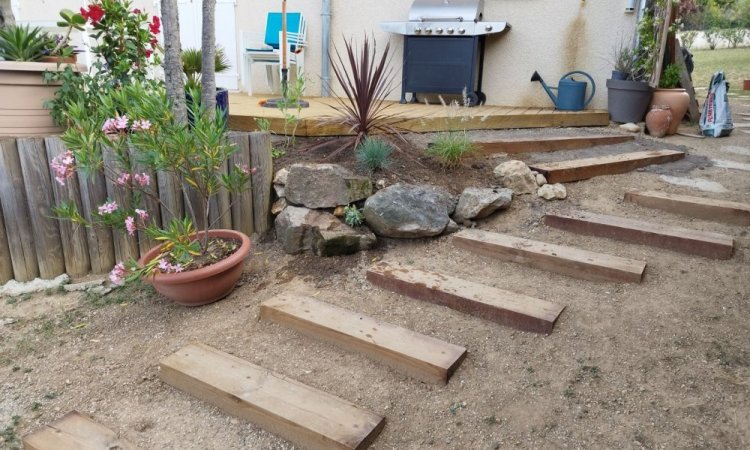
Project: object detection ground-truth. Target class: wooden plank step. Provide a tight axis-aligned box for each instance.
[160,343,385,450]
[474,135,635,155]
[624,190,750,226]
[528,149,685,183]
[453,229,645,283]
[23,410,136,450]
[544,211,734,260]
[365,262,565,334]
[260,294,467,384]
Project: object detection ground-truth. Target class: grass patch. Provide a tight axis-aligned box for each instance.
[356,137,393,173]
[426,131,476,168]
[691,48,750,95]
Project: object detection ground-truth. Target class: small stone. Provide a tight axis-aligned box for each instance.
[537,183,567,200]
[376,179,388,190]
[273,168,289,185]
[619,122,641,133]
[535,173,547,186]
[453,187,513,222]
[271,198,287,215]
[273,184,285,198]
[1,318,17,326]
[333,205,345,217]
[493,160,537,194]
[443,219,460,235]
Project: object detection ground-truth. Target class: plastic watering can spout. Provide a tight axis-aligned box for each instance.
[530,71,558,105]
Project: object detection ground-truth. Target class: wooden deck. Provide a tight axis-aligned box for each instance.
[228,94,610,136]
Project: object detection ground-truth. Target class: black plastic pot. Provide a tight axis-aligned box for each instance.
[611,70,627,81]
[186,87,229,128]
[606,79,653,123]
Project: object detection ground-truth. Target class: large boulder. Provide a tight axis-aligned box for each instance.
[453,187,513,222]
[285,163,372,209]
[493,160,538,194]
[275,206,376,256]
[363,183,455,238]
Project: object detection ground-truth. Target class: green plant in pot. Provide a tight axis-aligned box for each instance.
[651,63,689,135]
[182,47,231,122]
[53,82,254,306]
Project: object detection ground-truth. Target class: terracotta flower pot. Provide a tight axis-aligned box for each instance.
[138,229,251,306]
[744,79,750,91]
[645,105,672,138]
[650,88,690,135]
[39,55,77,64]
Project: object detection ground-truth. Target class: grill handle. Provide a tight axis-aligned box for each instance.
[419,16,464,22]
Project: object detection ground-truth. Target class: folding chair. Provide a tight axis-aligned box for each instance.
[241,12,306,95]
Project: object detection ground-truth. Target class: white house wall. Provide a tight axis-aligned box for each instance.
[17,0,638,109]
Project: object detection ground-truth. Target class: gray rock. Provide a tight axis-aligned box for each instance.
[285,163,372,209]
[536,173,548,186]
[271,198,287,215]
[274,184,285,198]
[453,187,513,222]
[493,160,538,194]
[0,274,70,297]
[275,206,376,256]
[443,219,460,235]
[273,168,289,185]
[363,183,455,238]
[537,183,567,200]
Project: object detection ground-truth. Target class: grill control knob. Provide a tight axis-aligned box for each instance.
[447,28,455,34]
[485,25,493,32]
[414,27,422,34]
[458,27,466,35]
[436,27,443,34]
[425,27,432,34]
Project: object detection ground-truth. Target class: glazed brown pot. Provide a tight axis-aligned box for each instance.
[645,105,672,138]
[650,88,690,135]
[138,229,251,307]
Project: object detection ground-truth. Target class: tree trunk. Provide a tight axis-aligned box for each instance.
[200,0,217,113]
[161,0,188,125]
[0,0,15,27]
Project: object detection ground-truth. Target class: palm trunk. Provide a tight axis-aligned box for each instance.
[0,0,15,27]
[200,0,217,113]
[161,0,188,125]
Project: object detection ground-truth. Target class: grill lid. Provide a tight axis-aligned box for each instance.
[408,0,484,22]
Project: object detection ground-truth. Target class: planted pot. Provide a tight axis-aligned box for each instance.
[0,61,79,136]
[650,88,689,135]
[645,105,672,138]
[606,79,653,124]
[186,87,229,127]
[611,70,628,81]
[138,229,251,306]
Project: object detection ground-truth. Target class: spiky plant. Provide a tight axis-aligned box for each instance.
[323,35,402,157]
[181,47,231,90]
[0,25,55,61]
[356,137,393,172]
[426,131,476,168]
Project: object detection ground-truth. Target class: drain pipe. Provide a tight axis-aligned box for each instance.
[321,0,332,96]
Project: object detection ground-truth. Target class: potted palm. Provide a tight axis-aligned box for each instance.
[53,82,254,306]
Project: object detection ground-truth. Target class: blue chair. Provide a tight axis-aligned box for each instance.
[242,12,306,95]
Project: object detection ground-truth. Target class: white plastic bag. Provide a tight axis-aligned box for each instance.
[700,71,734,138]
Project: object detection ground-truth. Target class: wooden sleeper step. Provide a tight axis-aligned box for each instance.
[528,149,685,183]
[453,229,646,283]
[160,343,385,450]
[474,135,635,155]
[23,410,136,450]
[366,262,565,334]
[260,294,467,384]
[544,211,734,259]
[624,190,750,226]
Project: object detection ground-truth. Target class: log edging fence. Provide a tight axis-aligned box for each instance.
[0,131,272,283]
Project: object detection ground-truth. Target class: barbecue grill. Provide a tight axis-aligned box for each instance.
[380,0,510,106]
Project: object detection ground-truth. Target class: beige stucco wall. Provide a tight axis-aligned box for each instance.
[18,0,638,109]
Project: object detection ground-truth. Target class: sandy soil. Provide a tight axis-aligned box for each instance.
[2,102,749,450]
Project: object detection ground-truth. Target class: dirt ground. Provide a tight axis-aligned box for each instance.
[2,102,750,449]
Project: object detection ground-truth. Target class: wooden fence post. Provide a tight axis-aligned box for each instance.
[157,171,184,228]
[17,137,66,278]
[102,147,139,262]
[0,203,14,283]
[129,145,161,255]
[209,158,233,230]
[228,132,254,236]
[45,137,91,277]
[0,138,39,281]
[77,168,115,274]
[250,132,272,235]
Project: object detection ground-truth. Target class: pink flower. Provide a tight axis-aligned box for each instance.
[235,163,257,175]
[97,201,118,215]
[116,173,131,185]
[133,8,141,14]
[131,119,151,131]
[133,173,150,187]
[135,208,148,221]
[125,216,136,236]
[158,258,183,274]
[114,115,129,130]
[50,150,76,186]
[109,262,127,286]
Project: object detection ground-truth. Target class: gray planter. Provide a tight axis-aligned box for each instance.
[606,79,653,123]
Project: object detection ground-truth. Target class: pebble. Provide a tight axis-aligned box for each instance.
[619,122,641,133]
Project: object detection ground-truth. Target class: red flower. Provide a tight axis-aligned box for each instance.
[145,48,153,58]
[81,4,105,24]
[149,37,158,48]
[133,8,141,14]
[149,16,161,34]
